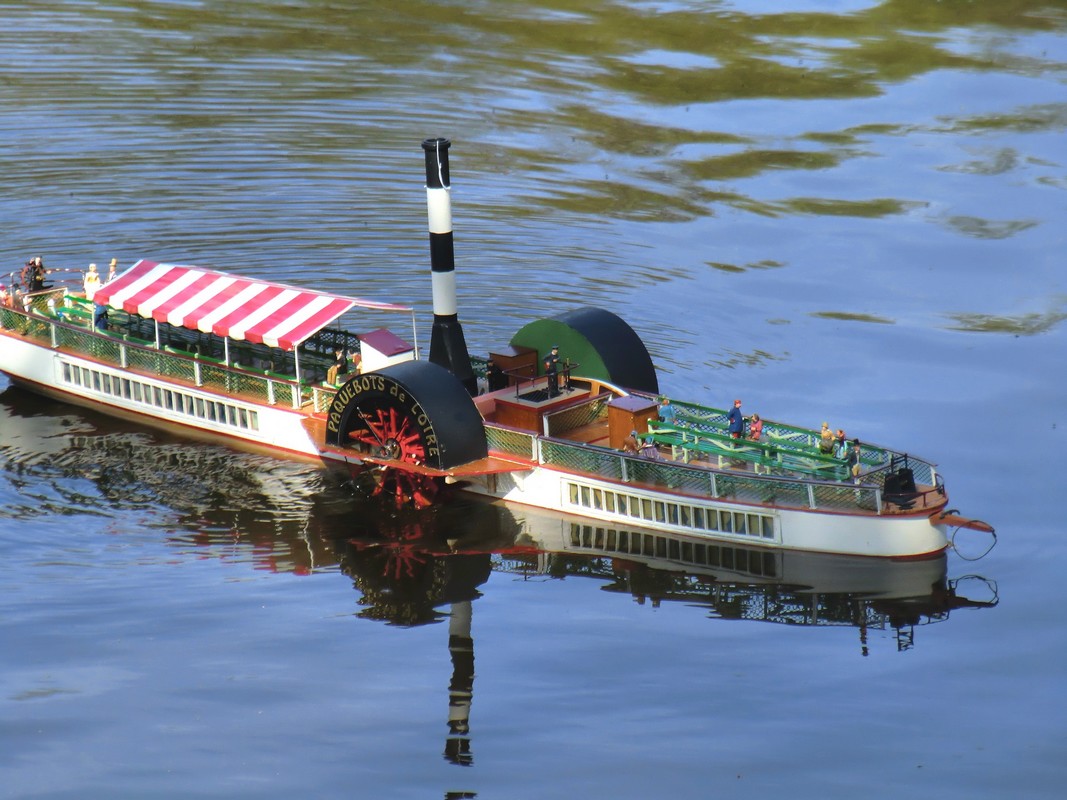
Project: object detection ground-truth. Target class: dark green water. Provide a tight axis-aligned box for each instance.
[1,2,1064,798]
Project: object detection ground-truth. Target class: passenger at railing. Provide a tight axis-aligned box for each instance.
[818,422,834,454]
[834,428,848,459]
[27,257,48,293]
[747,413,763,441]
[83,263,102,300]
[622,430,640,454]
[728,398,744,439]
[657,396,677,426]
[543,345,561,397]
[846,439,863,483]
[93,302,109,332]
[0,283,9,308]
[639,433,661,460]
[106,258,118,283]
[485,359,507,392]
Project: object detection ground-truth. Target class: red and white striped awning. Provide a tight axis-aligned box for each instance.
[93,260,411,351]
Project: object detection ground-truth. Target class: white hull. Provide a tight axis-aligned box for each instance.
[458,459,948,559]
[2,332,323,460]
[1,307,952,561]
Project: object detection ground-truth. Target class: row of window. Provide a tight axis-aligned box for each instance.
[60,361,259,431]
[566,481,776,539]
[567,523,780,579]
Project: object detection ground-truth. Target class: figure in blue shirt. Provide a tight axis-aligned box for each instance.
[658,396,677,426]
[728,398,744,439]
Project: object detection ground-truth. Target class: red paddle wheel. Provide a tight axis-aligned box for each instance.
[349,406,428,466]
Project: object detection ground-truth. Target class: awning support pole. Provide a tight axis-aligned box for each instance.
[293,348,302,409]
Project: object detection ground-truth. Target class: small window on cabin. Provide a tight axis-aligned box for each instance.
[641,498,653,520]
[62,363,71,382]
[568,523,580,547]
[568,484,579,505]
[604,492,616,514]
[762,517,775,539]
[748,514,762,538]
[592,489,603,510]
[580,486,590,507]
[248,411,259,431]
[692,508,705,529]
[654,501,665,523]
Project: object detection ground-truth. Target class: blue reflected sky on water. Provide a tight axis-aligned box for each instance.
[1,1,1066,798]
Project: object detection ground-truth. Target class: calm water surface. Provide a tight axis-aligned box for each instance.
[1,2,1065,798]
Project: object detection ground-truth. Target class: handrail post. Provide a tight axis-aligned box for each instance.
[807,484,816,509]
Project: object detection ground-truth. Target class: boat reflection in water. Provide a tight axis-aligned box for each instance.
[333,499,998,766]
[503,507,998,651]
[0,384,999,770]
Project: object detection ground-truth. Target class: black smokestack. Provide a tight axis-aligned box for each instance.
[422,137,476,395]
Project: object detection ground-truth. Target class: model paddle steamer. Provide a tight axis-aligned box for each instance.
[0,139,992,558]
